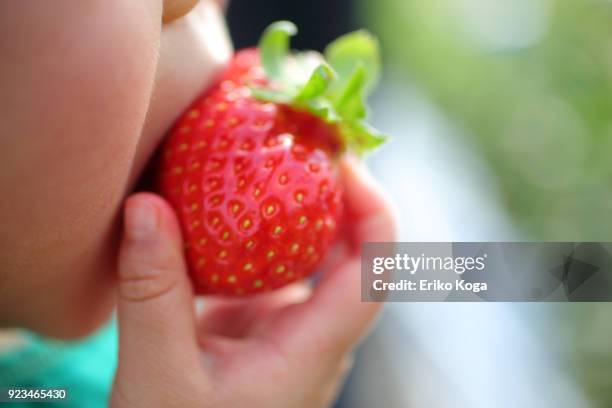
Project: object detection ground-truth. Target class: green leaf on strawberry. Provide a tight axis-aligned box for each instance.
[253,21,388,156]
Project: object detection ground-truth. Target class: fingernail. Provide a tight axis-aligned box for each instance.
[162,0,199,24]
[125,198,158,241]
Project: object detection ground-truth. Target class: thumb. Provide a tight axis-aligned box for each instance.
[116,193,201,378]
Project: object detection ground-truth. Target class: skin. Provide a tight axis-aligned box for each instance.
[0,0,396,406]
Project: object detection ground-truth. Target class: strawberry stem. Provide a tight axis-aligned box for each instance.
[252,21,388,156]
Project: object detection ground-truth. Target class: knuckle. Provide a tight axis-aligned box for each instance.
[303,329,348,362]
[119,262,179,302]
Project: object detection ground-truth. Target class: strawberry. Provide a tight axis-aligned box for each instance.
[158,21,386,296]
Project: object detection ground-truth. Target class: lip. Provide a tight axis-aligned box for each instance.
[130,0,232,195]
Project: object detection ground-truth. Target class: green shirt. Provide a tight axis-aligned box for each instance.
[0,320,117,407]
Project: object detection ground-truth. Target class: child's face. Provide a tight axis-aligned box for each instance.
[0,1,231,338]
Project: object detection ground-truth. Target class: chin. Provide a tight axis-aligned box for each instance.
[2,299,116,341]
[40,296,116,341]
[31,301,115,341]
[16,272,118,341]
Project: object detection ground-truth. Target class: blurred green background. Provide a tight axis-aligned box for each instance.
[366,0,612,240]
[362,1,612,406]
[366,2,612,407]
[361,0,612,407]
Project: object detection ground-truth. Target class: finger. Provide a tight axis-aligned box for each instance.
[116,193,202,378]
[198,283,311,338]
[340,156,398,247]
[269,159,396,359]
[303,158,396,341]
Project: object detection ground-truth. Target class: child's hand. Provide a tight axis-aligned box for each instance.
[111,158,396,408]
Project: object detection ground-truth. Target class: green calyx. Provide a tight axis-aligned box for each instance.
[252,21,387,156]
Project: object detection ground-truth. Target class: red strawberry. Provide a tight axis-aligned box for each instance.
[158,21,386,296]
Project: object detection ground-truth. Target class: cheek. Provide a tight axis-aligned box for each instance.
[0,163,125,339]
[0,231,118,340]
[42,203,121,339]
[0,1,164,338]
